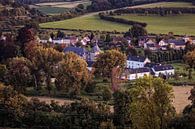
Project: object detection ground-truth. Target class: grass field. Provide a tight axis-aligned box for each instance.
[114,14,195,35]
[32,0,91,15]
[40,2,195,35]
[40,15,130,31]
[131,2,195,8]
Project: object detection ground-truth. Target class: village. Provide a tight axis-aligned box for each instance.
[32,30,195,81]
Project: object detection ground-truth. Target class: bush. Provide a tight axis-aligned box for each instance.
[102,87,112,101]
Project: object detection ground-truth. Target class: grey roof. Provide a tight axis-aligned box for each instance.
[168,39,185,46]
[152,65,174,71]
[128,56,146,62]
[92,43,101,53]
[63,47,87,57]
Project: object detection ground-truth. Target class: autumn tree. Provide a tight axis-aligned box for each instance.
[129,76,175,129]
[5,57,33,93]
[94,50,126,78]
[55,52,90,96]
[184,50,195,79]
[25,45,64,94]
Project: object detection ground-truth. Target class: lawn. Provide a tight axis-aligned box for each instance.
[40,15,130,32]
[114,14,195,35]
[33,0,91,15]
[131,2,195,8]
[36,6,69,15]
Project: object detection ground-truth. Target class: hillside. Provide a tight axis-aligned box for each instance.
[0,1,45,30]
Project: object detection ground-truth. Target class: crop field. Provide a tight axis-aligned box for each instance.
[131,2,195,8]
[40,15,130,32]
[40,2,195,35]
[36,0,90,8]
[32,0,91,15]
[114,14,195,35]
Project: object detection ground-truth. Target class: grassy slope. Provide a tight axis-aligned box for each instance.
[131,2,195,8]
[114,14,195,35]
[40,15,130,31]
[40,2,195,35]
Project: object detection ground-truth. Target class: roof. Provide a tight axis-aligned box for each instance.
[92,43,101,53]
[87,61,94,67]
[63,47,87,57]
[168,39,185,46]
[152,65,174,71]
[144,63,159,68]
[128,56,146,62]
[126,68,150,74]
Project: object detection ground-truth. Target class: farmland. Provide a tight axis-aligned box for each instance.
[31,0,91,15]
[113,14,195,35]
[40,15,130,32]
[130,2,195,8]
[40,13,195,35]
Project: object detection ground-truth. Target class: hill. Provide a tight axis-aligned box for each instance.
[40,1,195,35]
[0,1,45,30]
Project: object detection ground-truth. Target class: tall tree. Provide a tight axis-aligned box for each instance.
[94,50,126,78]
[129,76,175,129]
[26,45,64,94]
[6,57,33,93]
[55,52,90,95]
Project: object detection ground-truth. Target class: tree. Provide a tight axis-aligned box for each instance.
[113,90,132,128]
[129,24,147,39]
[0,40,21,62]
[184,50,195,79]
[129,76,175,129]
[5,57,33,93]
[26,45,64,94]
[94,50,126,78]
[55,52,90,95]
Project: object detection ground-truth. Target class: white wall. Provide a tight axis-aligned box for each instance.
[127,72,150,80]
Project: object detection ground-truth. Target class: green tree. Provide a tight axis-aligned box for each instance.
[6,57,33,93]
[129,24,147,39]
[113,90,132,128]
[129,76,175,129]
[55,52,90,95]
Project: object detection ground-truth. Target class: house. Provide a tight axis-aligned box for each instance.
[122,68,151,80]
[168,39,186,50]
[144,43,157,51]
[81,36,90,46]
[151,65,175,77]
[63,46,87,59]
[126,56,151,69]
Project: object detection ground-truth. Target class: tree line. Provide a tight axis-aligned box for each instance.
[114,7,195,16]
[99,13,147,27]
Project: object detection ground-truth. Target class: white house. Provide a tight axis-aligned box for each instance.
[122,68,151,80]
[151,65,175,77]
[126,56,151,69]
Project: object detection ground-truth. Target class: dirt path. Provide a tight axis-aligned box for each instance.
[27,96,75,105]
[173,86,193,113]
[27,86,193,113]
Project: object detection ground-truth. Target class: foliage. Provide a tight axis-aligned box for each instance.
[94,50,126,78]
[26,45,64,93]
[113,90,132,128]
[5,57,33,93]
[55,52,90,95]
[129,76,175,129]
[184,50,195,79]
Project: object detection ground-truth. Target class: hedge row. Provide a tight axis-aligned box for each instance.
[114,7,195,15]
[99,13,147,27]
